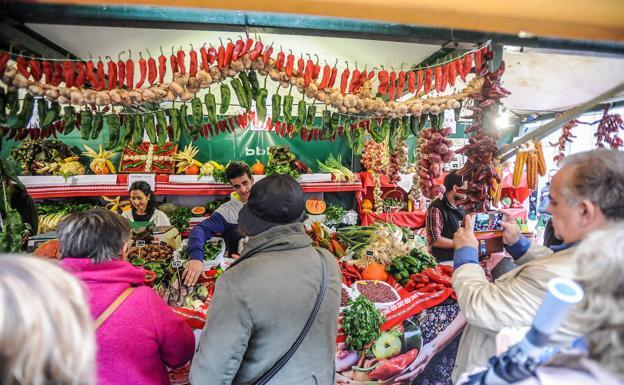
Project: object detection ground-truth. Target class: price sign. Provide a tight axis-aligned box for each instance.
[171,259,183,269]
[128,173,156,191]
[135,240,146,248]
[365,250,374,257]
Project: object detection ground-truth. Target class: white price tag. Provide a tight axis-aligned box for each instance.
[135,240,146,248]
[444,109,457,134]
[171,259,183,269]
[128,174,156,191]
[365,250,374,257]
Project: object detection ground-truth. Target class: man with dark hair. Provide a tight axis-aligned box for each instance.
[184,162,254,285]
[425,171,468,262]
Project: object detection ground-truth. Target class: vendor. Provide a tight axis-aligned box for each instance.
[425,171,467,263]
[184,162,253,286]
[122,181,171,227]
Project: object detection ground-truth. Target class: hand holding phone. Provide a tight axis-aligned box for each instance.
[472,212,504,232]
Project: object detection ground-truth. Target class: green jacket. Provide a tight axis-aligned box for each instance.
[190,223,341,385]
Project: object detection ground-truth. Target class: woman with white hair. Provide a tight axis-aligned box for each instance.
[0,255,95,385]
[56,208,194,385]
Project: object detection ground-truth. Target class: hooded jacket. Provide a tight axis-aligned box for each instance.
[190,223,342,385]
[60,258,195,385]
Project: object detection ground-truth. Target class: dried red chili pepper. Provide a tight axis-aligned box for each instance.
[85,60,97,87]
[434,65,443,92]
[456,58,466,82]
[217,44,225,69]
[285,53,295,77]
[348,67,360,94]
[424,68,432,94]
[377,69,389,96]
[397,71,406,98]
[135,52,147,88]
[440,63,449,92]
[175,48,185,74]
[125,50,135,88]
[388,71,396,100]
[16,56,30,78]
[340,64,350,96]
[0,53,9,76]
[275,51,285,70]
[199,46,209,71]
[249,41,264,61]
[408,71,416,93]
[232,38,244,61]
[106,56,117,90]
[28,59,42,82]
[241,38,253,57]
[262,44,273,65]
[297,55,305,75]
[189,47,198,77]
[304,58,313,87]
[474,49,483,74]
[463,53,473,75]
[52,62,64,87]
[318,64,331,89]
[117,53,126,89]
[448,60,457,87]
[224,40,234,67]
[170,48,179,73]
[62,60,75,88]
[207,46,217,65]
[147,50,157,85]
[158,49,167,84]
[74,62,86,88]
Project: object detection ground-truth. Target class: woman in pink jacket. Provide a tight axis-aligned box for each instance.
[57,208,194,385]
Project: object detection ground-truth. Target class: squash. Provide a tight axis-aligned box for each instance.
[252,160,265,175]
[361,261,389,281]
[361,199,373,214]
[305,199,326,215]
[191,206,206,216]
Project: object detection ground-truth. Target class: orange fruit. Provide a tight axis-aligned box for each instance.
[361,261,389,281]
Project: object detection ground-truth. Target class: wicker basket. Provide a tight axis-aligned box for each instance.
[382,189,405,213]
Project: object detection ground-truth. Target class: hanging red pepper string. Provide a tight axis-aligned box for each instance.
[136,51,148,88]
[440,63,449,92]
[463,53,473,76]
[285,50,295,77]
[52,62,63,87]
[176,47,186,75]
[28,59,42,82]
[318,61,331,89]
[297,54,305,75]
[217,39,226,69]
[241,37,254,57]
[170,47,179,74]
[249,40,264,61]
[473,50,482,74]
[189,45,198,77]
[389,70,396,100]
[358,67,368,91]
[397,69,406,98]
[105,56,116,90]
[416,68,423,95]
[224,39,234,67]
[146,49,157,85]
[125,49,135,88]
[327,60,338,88]
[232,37,244,61]
[448,60,457,87]
[348,62,360,94]
[275,48,285,70]
[74,61,86,88]
[377,67,389,96]
[158,47,167,84]
[85,58,97,87]
[456,58,466,82]
[262,43,273,65]
[199,44,209,71]
[0,52,9,76]
[340,61,350,96]
[424,67,432,94]
[303,54,313,87]
[16,55,30,78]
[207,45,217,65]
[117,51,126,89]
[312,54,320,80]
[434,64,443,92]
[408,70,416,94]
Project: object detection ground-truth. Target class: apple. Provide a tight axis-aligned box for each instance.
[372,332,402,359]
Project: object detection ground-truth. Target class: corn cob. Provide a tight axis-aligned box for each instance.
[526,151,538,190]
[513,150,527,187]
[534,140,547,176]
[490,164,504,206]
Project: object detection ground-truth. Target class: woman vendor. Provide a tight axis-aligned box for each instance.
[122,181,171,227]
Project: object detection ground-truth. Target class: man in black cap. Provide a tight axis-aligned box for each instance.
[190,174,341,385]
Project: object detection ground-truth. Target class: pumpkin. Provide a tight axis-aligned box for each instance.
[361,261,389,281]
[361,199,373,214]
[252,160,265,175]
[305,199,326,215]
[191,206,206,216]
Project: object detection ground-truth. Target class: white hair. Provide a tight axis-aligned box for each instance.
[572,223,624,377]
[0,255,95,385]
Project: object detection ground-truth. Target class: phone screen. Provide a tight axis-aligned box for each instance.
[473,213,503,232]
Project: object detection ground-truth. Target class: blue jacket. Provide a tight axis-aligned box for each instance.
[187,199,244,261]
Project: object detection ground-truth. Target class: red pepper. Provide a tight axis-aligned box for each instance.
[369,349,419,381]
[340,68,350,96]
[242,38,254,57]
[84,60,97,87]
[312,63,320,79]
[106,57,117,90]
[217,45,225,69]
[424,68,432,94]
[434,65,443,92]
[125,52,134,88]
[147,55,157,85]
[377,70,389,96]
[52,62,64,87]
[348,68,360,94]
[404,280,416,292]
[285,54,295,77]
[304,59,313,87]
[275,51,285,70]
[456,58,466,82]
[389,71,396,100]
[28,59,42,82]
[297,56,305,75]
[318,64,331,89]
[224,42,234,67]
[474,50,482,74]
[117,55,126,89]
[328,66,338,88]
[397,71,406,98]
[232,39,244,61]
[200,46,209,71]
[207,46,217,65]
[158,53,167,84]
[408,71,416,93]
[174,49,185,75]
[424,267,452,286]
[441,63,449,92]
[170,51,179,73]
[189,48,198,77]
[416,69,424,95]
[463,53,473,75]
[420,282,445,292]
[437,264,454,275]
[249,41,264,61]
[479,46,489,71]
[16,56,30,78]
[0,53,9,76]
[62,61,75,88]
[449,60,457,87]
[367,70,375,81]
[262,44,273,65]
[135,52,147,88]
[74,62,86,88]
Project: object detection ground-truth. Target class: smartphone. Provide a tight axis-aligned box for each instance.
[473,212,503,232]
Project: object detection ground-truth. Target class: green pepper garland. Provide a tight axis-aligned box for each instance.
[79,109,92,140]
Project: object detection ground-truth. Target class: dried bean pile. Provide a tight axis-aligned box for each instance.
[341,288,351,307]
[357,282,398,303]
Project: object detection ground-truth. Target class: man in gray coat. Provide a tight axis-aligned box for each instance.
[190,174,342,385]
